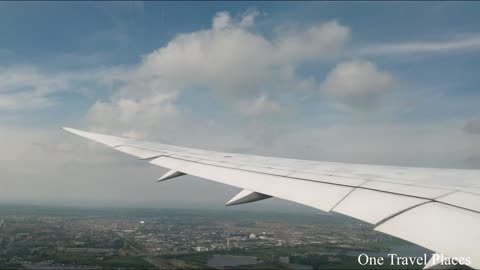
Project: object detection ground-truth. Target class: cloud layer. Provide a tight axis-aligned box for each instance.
[0,66,67,110]
[1,7,480,205]
[86,10,391,137]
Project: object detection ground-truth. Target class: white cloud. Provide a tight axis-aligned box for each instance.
[88,10,352,136]
[320,60,395,107]
[0,92,53,110]
[237,94,284,115]
[124,10,348,94]
[239,9,260,28]
[0,66,95,110]
[274,21,350,64]
[359,34,480,56]
[212,11,232,30]
[87,91,182,139]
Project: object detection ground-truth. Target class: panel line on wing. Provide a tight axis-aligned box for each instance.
[161,156,460,206]
[185,158,359,188]
[111,144,125,148]
[329,187,360,211]
[195,158,463,196]
[167,156,460,200]
[120,144,172,154]
[431,201,480,214]
[333,188,429,224]
[138,155,164,161]
[374,201,431,227]
[374,202,480,268]
[431,190,457,200]
[297,168,411,183]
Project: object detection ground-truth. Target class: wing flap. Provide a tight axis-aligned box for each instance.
[360,180,452,199]
[333,188,428,224]
[237,165,294,176]
[436,191,480,212]
[114,145,164,159]
[288,171,366,187]
[197,159,243,168]
[376,202,480,269]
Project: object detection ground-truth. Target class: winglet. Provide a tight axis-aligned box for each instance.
[157,170,185,182]
[225,189,272,206]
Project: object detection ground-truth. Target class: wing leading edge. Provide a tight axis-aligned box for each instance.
[63,127,480,268]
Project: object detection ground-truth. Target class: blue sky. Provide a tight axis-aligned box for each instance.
[1,2,480,126]
[1,2,480,204]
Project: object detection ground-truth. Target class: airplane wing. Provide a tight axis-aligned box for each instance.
[63,127,480,268]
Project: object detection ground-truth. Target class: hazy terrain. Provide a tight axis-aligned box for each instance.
[0,202,430,269]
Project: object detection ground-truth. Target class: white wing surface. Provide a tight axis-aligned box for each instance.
[63,127,480,268]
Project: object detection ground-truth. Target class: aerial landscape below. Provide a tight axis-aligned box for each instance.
[0,203,431,269]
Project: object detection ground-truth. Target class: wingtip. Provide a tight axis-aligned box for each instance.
[61,127,92,139]
[60,127,124,147]
[62,127,80,135]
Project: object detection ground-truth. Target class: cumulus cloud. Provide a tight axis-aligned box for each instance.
[88,10,352,136]
[212,11,232,30]
[320,60,395,107]
[87,91,182,139]
[135,10,349,94]
[238,9,259,28]
[274,21,350,64]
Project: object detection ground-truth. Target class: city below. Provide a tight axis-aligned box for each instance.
[0,203,432,269]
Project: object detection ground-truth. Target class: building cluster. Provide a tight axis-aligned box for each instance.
[0,210,391,268]
[113,217,388,256]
